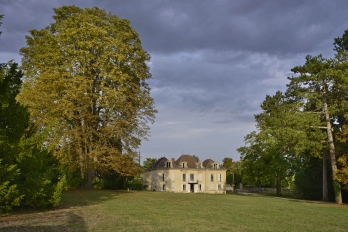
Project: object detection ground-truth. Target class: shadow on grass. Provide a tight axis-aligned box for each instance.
[6,189,133,216]
[57,188,134,209]
[0,211,87,232]
[236,191,338,205]
[0,189,137,231]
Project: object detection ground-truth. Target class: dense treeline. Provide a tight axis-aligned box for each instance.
[238,29,348,204]
[0,6,155,213]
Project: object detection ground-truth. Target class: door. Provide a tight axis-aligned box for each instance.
[190,184,194,193]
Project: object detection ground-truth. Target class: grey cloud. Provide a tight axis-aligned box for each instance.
[1,0,346,161]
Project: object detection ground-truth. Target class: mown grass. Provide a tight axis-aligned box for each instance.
[0,189,347,231]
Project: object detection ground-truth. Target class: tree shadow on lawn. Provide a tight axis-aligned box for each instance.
[0,189,135,231]
[57,188,134,209]
[238,192,345,205]
[0,211,88,232]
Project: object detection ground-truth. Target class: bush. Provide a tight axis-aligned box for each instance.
[0,161,23,214]
[16,137,66,208]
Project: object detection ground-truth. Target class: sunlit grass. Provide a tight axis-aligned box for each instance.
[1,189,347,231]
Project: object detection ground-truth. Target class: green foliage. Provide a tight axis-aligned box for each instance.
[0,61,26,213]
[65,168,82,188]
[92,171,136,190]
[226,172,242,187]
[334,29,348,52]
[191,155,200,162]
[286,52,348,203]
[222,157,233,169]
[294,157,334,201]
[0,159,23,214]
[0,60,65,212]
[238,91,323,195]
[17,136,66,208]
[142,158,157,171]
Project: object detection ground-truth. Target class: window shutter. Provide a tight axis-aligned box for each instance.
[221,174,223,182]
[171,173,175,182]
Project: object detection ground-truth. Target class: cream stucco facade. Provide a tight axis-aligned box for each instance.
[143,155,226,194]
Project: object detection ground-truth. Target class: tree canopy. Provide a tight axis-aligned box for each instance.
[17,6,157,187]
[238,29,348,203]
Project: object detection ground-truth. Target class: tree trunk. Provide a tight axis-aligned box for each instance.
[322,151,328,201]
[322,87,342,204]
[83,170,94,189]
[276,175,282,196]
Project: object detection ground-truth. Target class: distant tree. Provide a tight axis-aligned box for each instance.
[142,158,157,171]
[192,155,200,162]
[238,91,323,196]
[222,157,233,169]
[18,6,157,188]
[0,14,3,36]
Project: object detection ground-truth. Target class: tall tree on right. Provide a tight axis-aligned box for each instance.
[286,54,348,204]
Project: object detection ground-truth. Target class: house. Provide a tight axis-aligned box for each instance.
[143,154,226,193]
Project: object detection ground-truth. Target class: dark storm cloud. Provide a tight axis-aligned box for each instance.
[91,0,348,56]
[2,0,347,56]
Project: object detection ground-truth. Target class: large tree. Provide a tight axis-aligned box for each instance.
[17,6,157,188]
[286,54,348,204]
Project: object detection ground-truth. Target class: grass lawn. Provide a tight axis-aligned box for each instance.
[1,189,347,231]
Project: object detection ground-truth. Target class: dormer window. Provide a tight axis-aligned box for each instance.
[166,161,172,168]
[197,162,203,168]
[181,162,187,168]
[213,163,218,169]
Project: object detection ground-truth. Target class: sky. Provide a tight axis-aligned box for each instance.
[1,0,348,164]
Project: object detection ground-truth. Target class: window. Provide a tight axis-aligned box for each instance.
[218,184,222,191]
[190,173,194,181]
[163,184,166,191]
[210,174,214,182]
[171,186,175,192]
[166,161,171,168]
[199,184,202,191]
[198,174,202,182]
[171,173,175,182]
[183,184,186,191]
[182,173,186,182]
[182,162,187,168]
[210,184,214,190]
[218,174,222,182]
[162,173,166,182]
[213,163,218,169]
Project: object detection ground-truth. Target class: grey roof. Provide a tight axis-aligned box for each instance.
[145,154,225,171]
